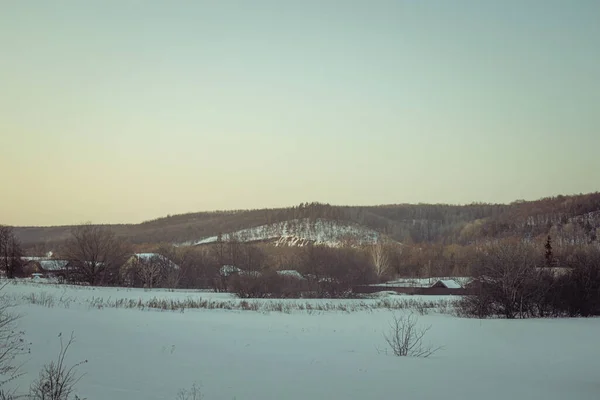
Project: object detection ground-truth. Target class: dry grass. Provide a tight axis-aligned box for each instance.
[8,291,457,315]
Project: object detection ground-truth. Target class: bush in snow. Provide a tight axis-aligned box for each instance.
[175,383,203,400]
[0,290,28,393]
[381,313,442,358]
[29,333,87,400]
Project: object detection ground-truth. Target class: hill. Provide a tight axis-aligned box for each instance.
[10,193,600,250]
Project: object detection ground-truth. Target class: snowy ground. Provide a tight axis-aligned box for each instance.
[2,281,599,400]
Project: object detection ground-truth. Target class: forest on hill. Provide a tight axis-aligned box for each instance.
[3,192,600,298]
[12,192,600,250]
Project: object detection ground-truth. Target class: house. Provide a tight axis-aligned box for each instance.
[276,270,305,280]
[430,279,463,289]
[220,265,242,277]
[21,257,71,280]
[353,278,469,295]
[215,265,262,292]
[423,279,468,295]
[126,253,180,270]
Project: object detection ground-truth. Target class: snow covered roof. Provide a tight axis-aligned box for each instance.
[22,257,47,262]
[134,253,161,260]
[133,253,180,270]
[219,265,262,277]
[39,260,69,271]
[220,265,241,276]
[23,258,70,271]
[432,279,462,289]
[276,270,305,280]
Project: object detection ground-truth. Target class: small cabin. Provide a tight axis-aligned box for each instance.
[430,279,462,289]
[22,258,70,278]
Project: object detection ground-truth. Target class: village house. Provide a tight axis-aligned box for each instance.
[21,257,71,281]
[353,278,469,295]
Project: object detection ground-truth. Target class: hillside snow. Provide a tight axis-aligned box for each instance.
[178,218,393,247]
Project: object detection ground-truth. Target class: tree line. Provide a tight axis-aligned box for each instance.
[458,237,600,318]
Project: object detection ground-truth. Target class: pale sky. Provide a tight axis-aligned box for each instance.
[1,0,599,226]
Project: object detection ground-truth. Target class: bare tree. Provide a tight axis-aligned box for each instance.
[240,245,265,273]
[62,224,131,285]
[0,227,23,279]
[177,247,215,289]
[0,287,27,388]
[214,233,225,267]
[227,232,243,267]
[459,240,543,318]
[163,265,182,289]
[153,246,182,289]
[137,257,161,289]
[477,241,540,318]
[29,332,87,400]
[371,241,389,280]
[382,313,442,358]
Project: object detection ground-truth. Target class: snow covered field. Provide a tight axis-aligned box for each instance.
[3,281,600,400]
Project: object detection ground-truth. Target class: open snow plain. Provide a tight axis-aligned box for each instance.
[2,281,599,400]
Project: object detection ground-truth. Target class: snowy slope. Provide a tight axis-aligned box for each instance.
[3,282,599,400]
[178,218,393,247]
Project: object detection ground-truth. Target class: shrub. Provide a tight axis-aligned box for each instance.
[0,292,28,388]
[381,313,442,358]
[29,333,87,400]
[176,383,203,400]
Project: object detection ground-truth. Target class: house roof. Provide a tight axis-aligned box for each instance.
[134,253,161,260]
[22,257,47,262]
[23,258,70,271]
[220,265,241,276]
[433,279,462,289]
[133,253,180,270]
[219,265,262,277]
[39,260,69,271]
[277,270,305,280]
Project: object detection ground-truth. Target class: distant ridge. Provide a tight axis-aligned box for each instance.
[10,193,600,249]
